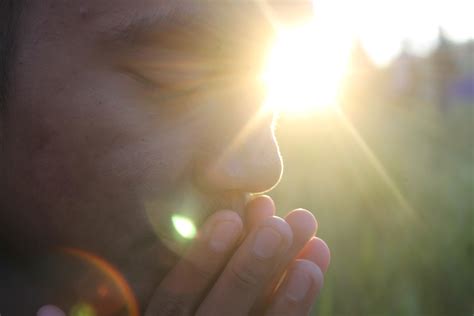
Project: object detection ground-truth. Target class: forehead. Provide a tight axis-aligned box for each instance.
[26,0,313,40]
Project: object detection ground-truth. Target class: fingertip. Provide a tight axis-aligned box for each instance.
[245,195,276,229]
[312,237,331,274]
[298,237,331,274]
[246,195,275,216]
[285,209,318,241]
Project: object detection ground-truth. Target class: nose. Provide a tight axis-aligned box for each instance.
[196,115,283,194]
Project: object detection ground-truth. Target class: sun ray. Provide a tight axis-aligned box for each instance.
[210,106,272,176]
[336,110,417,217]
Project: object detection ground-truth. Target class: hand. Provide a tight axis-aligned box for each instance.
[145,196,330,316]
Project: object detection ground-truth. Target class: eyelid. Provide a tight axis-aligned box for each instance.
[121,67,157,88]
[122,66,208,98]
[122,50,263,96]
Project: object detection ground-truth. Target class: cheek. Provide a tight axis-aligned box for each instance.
[20,71,202,207]
[83,75,204,199]
[94,130,196,199]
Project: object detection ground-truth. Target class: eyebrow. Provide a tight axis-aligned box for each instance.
[105,8,199,46]
[104,0,313,47]
[103,3,276,56]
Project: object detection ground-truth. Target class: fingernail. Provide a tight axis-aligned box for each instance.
[286,269,312,302]
[252,227,282,259]
[209,221,240,252]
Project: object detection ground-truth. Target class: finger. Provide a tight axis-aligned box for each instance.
[245,195,275,231]
[267,209,318,293]
[37,305,66,316]
[196,216,293,316]
[265,259,324,316]
[145,210,243,316]
[297,237,331,273]
[251,209,318,314]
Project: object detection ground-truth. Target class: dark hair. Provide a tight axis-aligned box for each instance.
[0,0,23,113]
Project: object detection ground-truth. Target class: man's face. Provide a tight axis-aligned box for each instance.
[1,0,286,301]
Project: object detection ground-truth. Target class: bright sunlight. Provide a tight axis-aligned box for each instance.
[261,0,472,116]
[262,21,351,116]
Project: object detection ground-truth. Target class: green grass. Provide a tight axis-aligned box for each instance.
[270,101,473,315]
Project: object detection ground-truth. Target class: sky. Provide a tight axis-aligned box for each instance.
[312,0,474,65]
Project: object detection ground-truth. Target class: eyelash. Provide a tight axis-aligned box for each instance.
[124,59,262,100]
[125,68,157,88]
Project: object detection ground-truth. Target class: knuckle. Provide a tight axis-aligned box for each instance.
[286,209,318,239]
[182,257,216,282]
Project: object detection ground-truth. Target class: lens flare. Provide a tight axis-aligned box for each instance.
[70,303,96,316]
[171,215,197,239]
[61,248,140,316]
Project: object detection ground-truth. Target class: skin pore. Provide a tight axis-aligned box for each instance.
[0,1,329,314]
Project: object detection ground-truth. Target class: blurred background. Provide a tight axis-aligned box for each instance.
[267,0,473,315]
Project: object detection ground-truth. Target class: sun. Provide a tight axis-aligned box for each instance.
[261,21,352,116]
